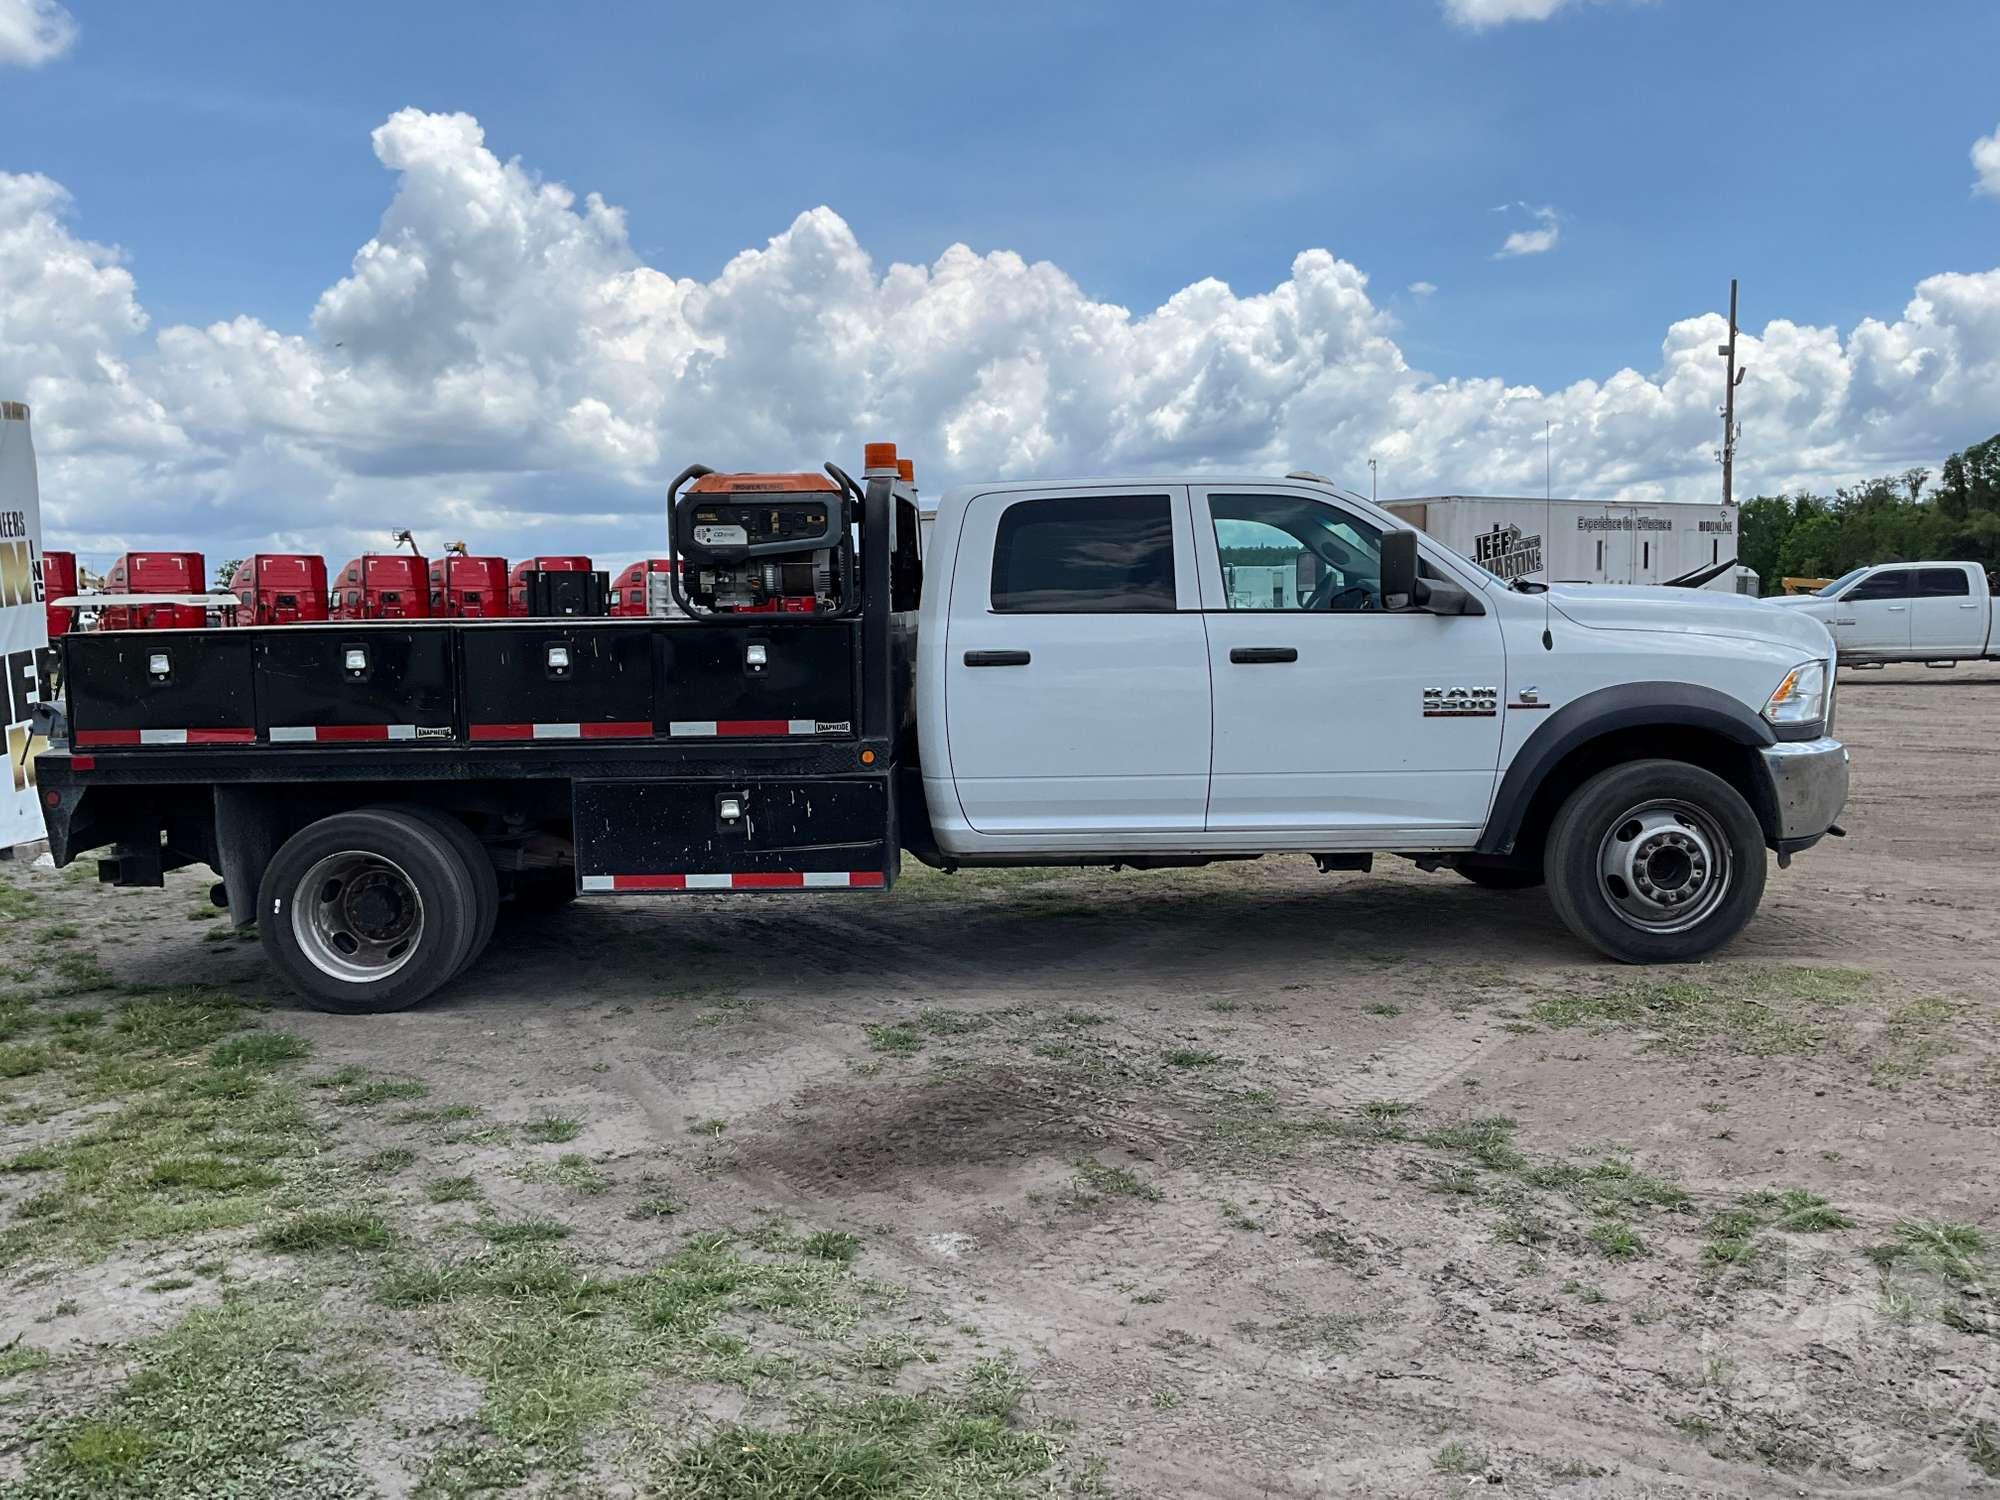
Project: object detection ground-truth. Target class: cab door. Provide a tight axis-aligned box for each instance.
[942,487,1212,835]
[1911,566,1983,653]
[1829,567,1913,655]
[1192,486,1505,834]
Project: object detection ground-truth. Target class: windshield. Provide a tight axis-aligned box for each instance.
[1815,567,1867,598]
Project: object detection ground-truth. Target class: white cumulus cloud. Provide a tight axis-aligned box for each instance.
[1444,0,1574,29]
[1444,0,1658,30]
[1408,281,1438,298]
[0,0,76,68]
[1974,123,2000,198]
[1,108,1998,572]
[1494,203,1561,258]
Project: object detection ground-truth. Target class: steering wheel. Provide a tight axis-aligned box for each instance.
[1312,582,1374,612]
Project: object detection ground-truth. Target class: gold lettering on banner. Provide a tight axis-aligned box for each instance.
[0,541,28,609]
[7,723,43,793]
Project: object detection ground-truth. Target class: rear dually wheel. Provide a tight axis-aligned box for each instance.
[259,809,478,1014]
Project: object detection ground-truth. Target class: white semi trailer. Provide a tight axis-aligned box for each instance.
[1384,495,1753,593]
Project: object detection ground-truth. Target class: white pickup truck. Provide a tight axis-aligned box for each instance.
[1767,560,2000,666]
[40,464,1852,1012]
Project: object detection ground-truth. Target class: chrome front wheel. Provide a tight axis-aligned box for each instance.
[1595,799,1733,934]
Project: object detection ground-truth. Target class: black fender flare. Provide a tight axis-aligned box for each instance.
[1477,681,1775,857]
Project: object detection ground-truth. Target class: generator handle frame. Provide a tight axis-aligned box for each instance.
[664,463,715,621]
[664,460,864,626]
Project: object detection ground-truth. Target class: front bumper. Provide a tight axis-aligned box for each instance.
[1758,735,1849,853]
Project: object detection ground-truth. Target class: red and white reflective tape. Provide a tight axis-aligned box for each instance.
[74,728,254,748]
[667,719,830,738]
[579,870,886,892]
[270,724,434,743]
[469,721,652,741]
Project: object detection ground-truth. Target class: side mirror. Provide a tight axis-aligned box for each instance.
[1380,530,1485,617]
[1380,530,1423,611]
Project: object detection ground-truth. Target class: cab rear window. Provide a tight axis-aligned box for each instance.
[990,496,1175,613]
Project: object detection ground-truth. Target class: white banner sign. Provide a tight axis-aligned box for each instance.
[0,403,51,847]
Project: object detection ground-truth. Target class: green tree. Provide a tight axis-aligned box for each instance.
[1735,494,1793,587]
[1939,434,2000,521]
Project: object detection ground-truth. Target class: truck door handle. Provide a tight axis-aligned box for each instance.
[1887,605,1906,612]
[963,650,1030,667]
[1230,646,1298,664]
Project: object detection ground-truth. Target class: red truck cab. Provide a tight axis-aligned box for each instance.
[608,558,678,616]
[98,551,207,631]
[329,554,431,620]
[429,555,509,617]
[229,554,328,626]
[41,549,76,638]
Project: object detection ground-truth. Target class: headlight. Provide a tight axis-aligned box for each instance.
[1763,660,1827,727]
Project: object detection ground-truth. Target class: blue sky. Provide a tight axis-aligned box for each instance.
[9,0,1993,387]
[3,0,1998,564]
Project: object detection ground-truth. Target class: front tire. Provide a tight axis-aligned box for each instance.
[259,809,479,1014]
[1544,759,1766,964]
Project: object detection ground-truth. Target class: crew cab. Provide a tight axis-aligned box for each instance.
[1768,560,1999,665]
[33,457,1850,1015]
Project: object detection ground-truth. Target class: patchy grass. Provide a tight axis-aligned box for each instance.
[12,1291,371,1498]
[1530,964,1870,1054]
[0,1341,51,1378]
[916,1008,993,1037]
[1434,1438,1485,1475]
[0,985,322,1268]
[210,1032,312,1070]
[1204,1096,1401,1164]
[515,1152,607,1195]
[864,1023,923,1056]
[1587,1220,1646,1259]
[1968,1422,2000,1480]
[1866,1217,1990,1306]
[424,1175,481,1204]
[521,1113,582,1144]
[372,1234,907,1463]
[651,1357,1053,1498]
[803,1230,862,1264]
[1068,1156,1162,1205]
[478,1220,571,1246]
[1163,1048,1223,1069]
[257,1210,392,1255]
[332,1075,429,1108]
[1422,1115,1527,1171]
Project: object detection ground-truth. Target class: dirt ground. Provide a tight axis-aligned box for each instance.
[1,662,1998,1498]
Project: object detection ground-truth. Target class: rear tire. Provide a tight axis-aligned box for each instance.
[1455,858,1543,891]
[396,807,498,978]
[259,809,478,1014]
[1544,759,1766,964]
